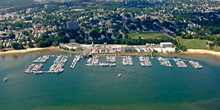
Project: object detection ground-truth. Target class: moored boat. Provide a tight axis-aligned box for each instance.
[118,73,122,77]
[3,77,8,82]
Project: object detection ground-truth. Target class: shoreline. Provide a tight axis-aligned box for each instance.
[0,47,83,56]
[1,48,220,62]
[185,49,220,56]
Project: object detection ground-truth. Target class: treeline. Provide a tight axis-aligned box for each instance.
[35,33,69,47]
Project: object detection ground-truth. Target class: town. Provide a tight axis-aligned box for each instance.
[0,0,219,54]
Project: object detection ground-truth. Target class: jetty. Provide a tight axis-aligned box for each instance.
[33,55,50,63]
[70,55,81,69]
[48,55,68,73]
[24,63,43,74]
[173,58,187,68]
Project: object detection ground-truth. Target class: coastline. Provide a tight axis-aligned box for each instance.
[0,47,83,56]
[1,48,220,62]
[186,49,220,56]
[0,48,48,55]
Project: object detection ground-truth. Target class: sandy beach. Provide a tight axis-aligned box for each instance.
[0,47,83,56]
[186,49,220,56]
[0,48,48,55]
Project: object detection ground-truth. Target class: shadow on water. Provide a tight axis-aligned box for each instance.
[33,98,220,110]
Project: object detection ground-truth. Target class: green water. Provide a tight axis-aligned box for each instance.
[1,54,220,110]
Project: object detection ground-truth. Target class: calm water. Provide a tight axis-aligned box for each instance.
[1,54,220,110]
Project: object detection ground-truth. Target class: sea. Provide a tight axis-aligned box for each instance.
[1,53,220,110]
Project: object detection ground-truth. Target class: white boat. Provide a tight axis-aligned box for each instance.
[99,63,109,67]
[118,73,122,77]
[109,63,116,67]
[140,62,145,66]
[3,77,8,82]
[86,63,93,66]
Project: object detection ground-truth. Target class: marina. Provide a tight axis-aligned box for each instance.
[189,60,203,69]
[70,55,81,69]
[33,55,50,63]
[86,56,117,67]
[24,55,204,74]
[173,58,187,68]
[86,56,99,66]
[24,63,43,74]
[48,55,68,73]
[122,56,133,66]
[106,56,116,63]
[157,57,172,67]
[25,55,68,74]
[139,56,152,67]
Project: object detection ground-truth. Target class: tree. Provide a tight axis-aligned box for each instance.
[8,33,15,39]
[28,42,34,48]
[0,45,4,50]
[37,41,45,47]
[11,43,19,50]
[209,43,214,49]
[19,43,24,49]
[52,41,59,46]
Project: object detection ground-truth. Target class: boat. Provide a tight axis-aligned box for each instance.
[99,63,109,67]
[140,62,145,66]
[86,63,93,66]
[118,73,122,77]
[3,77,8,82]
[109,63,116,67]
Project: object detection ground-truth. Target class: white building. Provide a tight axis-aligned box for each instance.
[160,42,173,48]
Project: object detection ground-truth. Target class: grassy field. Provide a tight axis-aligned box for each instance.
[177,37,208,49]
[129,32,167,39]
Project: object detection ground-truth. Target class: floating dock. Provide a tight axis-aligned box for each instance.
[49,55,68,73]
[33,55,50,63]
[24,63,43,74]
[70,55,81,69]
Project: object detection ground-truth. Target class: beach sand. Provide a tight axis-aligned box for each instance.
[0,47,83,56]
[186,49,220,57]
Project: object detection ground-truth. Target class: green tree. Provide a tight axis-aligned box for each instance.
[19,43,24,49]
[11,43,19,50]
[52,41,59,46]
[8,33,15,39]
[28,42,34,48]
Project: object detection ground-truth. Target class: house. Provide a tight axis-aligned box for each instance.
[123,47,136,52]
[160,42,173,48]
